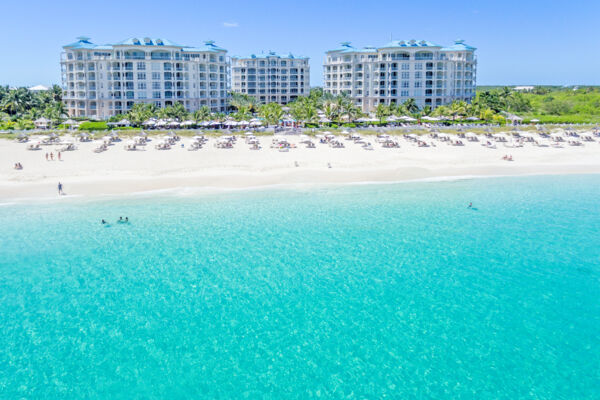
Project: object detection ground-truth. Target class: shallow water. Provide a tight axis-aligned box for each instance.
[1,175,599,398]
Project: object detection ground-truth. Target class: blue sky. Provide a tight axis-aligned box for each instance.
[1,0,598,87]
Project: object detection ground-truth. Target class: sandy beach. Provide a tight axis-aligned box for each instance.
[1,130,599,200]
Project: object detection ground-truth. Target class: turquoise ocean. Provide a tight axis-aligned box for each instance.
[0,175,599,398]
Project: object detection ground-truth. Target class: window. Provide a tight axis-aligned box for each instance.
[137,72,146,80]
[401,81,409,88]
[414,82,422,88]
[152,72,160,80]
[152,82,161,90]
[415,72,422,79]
[401,90,409,96]
[152,91,161,99]
[415,63,423,70]
[137,62,146,70]
[151,63,160,71]
[402,63,409,70]
[138,82,147,90]
[401,72,409,79]
[138,92,147,99]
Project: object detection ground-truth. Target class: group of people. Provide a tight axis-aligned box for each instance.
[13,162,23,170]
[502,154,514,161]
[101,217,129,225]
[46,152,61,161]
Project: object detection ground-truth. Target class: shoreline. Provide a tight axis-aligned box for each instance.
[2,168,599,204]
[2,131,600,201]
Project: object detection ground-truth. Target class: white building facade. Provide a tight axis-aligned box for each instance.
[61,37,229,119]
[323,40,476,112]
[231,52,310,104]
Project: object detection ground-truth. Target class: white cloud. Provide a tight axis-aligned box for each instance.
[223,22,239,28]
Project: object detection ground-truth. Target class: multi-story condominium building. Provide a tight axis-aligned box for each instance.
[323,39,476,112]
[231,52,310,104]
[61,37,229,119]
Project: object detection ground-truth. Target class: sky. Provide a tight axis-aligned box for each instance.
[1,0,598,88]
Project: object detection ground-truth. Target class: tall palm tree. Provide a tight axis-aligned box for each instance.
[43,102,67,124]
[1,88,33,116]
[192,106,211,122]
[403,98,419,114]
[258,103,283,125]
[50,85,63,102]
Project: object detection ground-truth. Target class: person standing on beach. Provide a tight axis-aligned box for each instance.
[45,152,48,161]
[58,151,61,161]
[58,182,63,195]
[50,152,54,161]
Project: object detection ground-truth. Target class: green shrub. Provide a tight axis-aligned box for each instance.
[78,121,108,131]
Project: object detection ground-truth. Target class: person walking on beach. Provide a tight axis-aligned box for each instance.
[45,152,48,161]
[58,182,63,195]
[50,152,54,161]
[58,151,61,161]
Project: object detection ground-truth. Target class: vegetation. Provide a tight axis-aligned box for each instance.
[475,86,600,123]
[0,85,65,130]
[2,84,600,133]
[78,121,109,131]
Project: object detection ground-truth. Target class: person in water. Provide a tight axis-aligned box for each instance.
[468,202,473,208]
[125,217,129,222]
[102,219,107,224]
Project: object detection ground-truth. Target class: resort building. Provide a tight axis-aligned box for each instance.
[61,37,229,119]
[231,52,310,104]
[323,40,476,111]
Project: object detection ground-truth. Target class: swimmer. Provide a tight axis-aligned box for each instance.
[102,219,107,224]
[125,217,129,222]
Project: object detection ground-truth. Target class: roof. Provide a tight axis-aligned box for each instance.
[232,50,308,60]
[28,85,49,91]
[63,37,103,49]
[379,39,441,48]
[326,39,475,54]
[114,37,182,47]
[182,41,227,53]
[441,40,477,51]
[63,37,227,53]
[327,42,375,54]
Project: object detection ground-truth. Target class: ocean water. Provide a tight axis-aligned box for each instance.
[0,175,599,399]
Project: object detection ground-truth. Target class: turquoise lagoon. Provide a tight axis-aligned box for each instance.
[0,175,599,398]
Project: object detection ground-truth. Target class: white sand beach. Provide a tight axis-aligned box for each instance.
[1,130,599,200]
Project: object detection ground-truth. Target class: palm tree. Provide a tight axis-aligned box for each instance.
[229,92,259,114]
[50,85,63,102]
[403,98,419,114]
[258,103,283,125]
[43,102,67,124]
[375,103,391,122]
[192,106,211,122]
[322,101,338,121]
[1,88,33,116]
[449,100,468,120]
